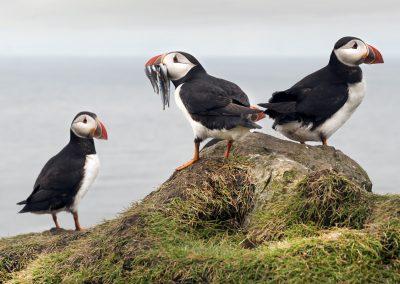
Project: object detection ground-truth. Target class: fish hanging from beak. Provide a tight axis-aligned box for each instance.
[145,55,171,110]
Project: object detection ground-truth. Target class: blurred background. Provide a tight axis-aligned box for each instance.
[0,0,398,236]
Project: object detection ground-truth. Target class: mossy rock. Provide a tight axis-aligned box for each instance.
[245,169,373,245]
[1,133,398,283]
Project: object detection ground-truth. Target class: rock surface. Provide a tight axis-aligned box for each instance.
[203,132,372,191]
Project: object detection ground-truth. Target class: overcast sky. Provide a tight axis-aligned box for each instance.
[0,0,398,57]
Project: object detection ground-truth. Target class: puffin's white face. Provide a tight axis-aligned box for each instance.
[71,114,97,138]
[71,113,108,140]
[161,52,197,80]
[145,51,200,109]
[334,39,369,66]
[333,37,384,67]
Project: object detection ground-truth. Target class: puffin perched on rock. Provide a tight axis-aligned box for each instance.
[259,36,383,145]
[145,52,265,170]
[17,111,108,231]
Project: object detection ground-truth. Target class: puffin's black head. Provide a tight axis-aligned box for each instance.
[71,111,108,140]
[144,51,203,109]
[332,36,384,66]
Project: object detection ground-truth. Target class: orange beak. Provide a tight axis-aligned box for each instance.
[364,44,384,64]
[145,54,163,66]
[94,119,108,140]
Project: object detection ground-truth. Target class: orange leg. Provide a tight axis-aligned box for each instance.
[176,141,201,171]
[52,213,61,229]
[321,137,328,146]
[224,140,233,158]
[72,211,83,231]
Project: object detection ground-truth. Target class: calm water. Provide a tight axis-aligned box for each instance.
[0,56,398,237]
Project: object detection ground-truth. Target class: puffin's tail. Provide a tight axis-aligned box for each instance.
[258,102,296,114]
[17,200,30,213]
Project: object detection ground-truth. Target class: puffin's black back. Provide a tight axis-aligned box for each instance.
[18,131,96,213]
[172,66,261,131]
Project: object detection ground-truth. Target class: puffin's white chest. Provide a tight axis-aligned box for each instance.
[70,154,100,212]
[317,80,366,138]
[174,84,209,138]
[174,84,196,126]
[174,84,249,141]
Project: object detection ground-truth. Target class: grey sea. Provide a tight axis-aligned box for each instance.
[0,56,398,237]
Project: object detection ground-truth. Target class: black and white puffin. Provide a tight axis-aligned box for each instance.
[17,111,108,231]
[258,36,384,145]
[145,52,265,170]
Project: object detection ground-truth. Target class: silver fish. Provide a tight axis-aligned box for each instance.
[145,66,159,93]
[152,65,161,94]
[144,64,171,110]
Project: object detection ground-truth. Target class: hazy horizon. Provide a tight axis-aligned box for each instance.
[0,0,398,57]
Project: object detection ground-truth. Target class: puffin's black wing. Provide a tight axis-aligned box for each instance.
[18,147,84,213]
[259,66,349,126]
[208,76,251,107]
[296,83,348,119]
[180,81,261,130]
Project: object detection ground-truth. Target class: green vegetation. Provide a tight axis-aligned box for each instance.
[246,169,373,245]
[1,154,399,283]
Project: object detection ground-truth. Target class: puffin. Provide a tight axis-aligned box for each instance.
[145,52,265,170]
[258,36,383,145]
[17,111,108,231]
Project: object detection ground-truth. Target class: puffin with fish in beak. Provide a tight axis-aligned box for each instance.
[258,36,383,145]
[145,52,265,170]
[17,111,108,231]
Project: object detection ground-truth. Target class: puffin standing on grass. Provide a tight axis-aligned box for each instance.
[145,52,265,170]
[258,36,383,145]
[17,111,108,231]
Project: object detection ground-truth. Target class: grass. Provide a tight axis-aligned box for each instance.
[1,157,399,283]
[0,230,86,282]
[246,169,373,245]
[165,161,255,232]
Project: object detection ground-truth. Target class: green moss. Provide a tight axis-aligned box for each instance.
[165,160,255,233]
[246,170,372,244]
[19,212,400,283]
[283,169,298,183]
[377,219,400,263]
[369,194,400,224]
[0,163,398,283]
[294,169,372,228]
[0,231,85,282]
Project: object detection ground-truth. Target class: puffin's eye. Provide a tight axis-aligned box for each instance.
[173,55,179,63]
[352,42,358,49]
[83,117,87,124]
